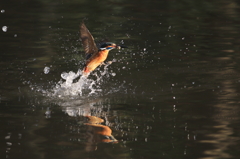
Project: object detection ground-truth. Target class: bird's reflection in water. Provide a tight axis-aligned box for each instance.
[61,98,118,152]
[84,116,118,152]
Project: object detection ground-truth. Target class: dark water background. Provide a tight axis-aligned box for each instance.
[1,0,240,159]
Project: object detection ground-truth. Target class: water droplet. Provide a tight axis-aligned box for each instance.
[182,37,185,40]
[18,133,22,139]
[61,72,68,79]
[6,142,12,146]
[45,108,51,118]
[43,66,50,74]
[14,34,17,37]
[5,135,10,140]
[1,9,5,13]
[2,26,7,32]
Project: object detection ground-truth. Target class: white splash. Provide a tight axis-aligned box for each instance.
[2,26,7,32]
[43,66,50,74]
[28,59,124,99]
[51,70,87,96]
[44,62,115,97]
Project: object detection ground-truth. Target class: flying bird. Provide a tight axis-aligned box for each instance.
[80,22,127,76]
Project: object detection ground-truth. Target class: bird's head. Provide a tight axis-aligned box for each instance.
[100,42,127,51]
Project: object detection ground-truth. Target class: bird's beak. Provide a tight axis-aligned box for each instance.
[116,45,128,49]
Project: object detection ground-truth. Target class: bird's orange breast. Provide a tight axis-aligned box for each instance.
[83,50,109,74]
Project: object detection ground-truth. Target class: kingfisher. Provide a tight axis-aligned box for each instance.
[80,22,127,76]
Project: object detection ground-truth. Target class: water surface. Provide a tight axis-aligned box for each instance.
[1,0,240,159]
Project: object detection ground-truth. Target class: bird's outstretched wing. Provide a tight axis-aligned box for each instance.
[80,22,98,59]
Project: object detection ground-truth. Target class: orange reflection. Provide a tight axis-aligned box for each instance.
[84,116,118,152]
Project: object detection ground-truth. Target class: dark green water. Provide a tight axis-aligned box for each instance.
[1,0,240,159]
